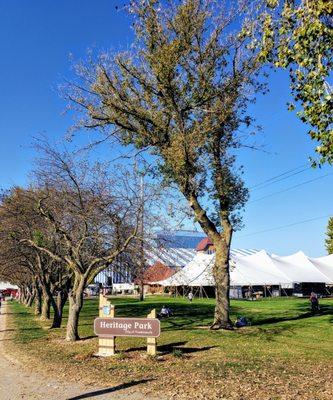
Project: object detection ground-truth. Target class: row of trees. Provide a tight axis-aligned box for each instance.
[0,143,163,341]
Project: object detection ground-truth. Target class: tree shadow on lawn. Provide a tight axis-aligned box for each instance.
[79,335,97,341]
[2,311,29,316]
[78,298,333,335]
[235,302,333,338]
[79,300,215,331]
[0,327,43,333]
[67,379,154,400]
[250,312,315,327]
[123,340,217,355]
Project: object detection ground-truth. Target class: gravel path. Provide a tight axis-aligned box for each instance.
[0,302,161,400]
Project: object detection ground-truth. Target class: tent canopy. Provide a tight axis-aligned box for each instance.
[155,250,333,287]
[0,282,18,290]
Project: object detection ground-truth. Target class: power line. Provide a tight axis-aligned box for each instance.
[250,166,311,192]
[249,164,309,190]
[239,214,332,238]
[248,173,333,204]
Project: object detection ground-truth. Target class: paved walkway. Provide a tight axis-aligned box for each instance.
[0,302,160,400]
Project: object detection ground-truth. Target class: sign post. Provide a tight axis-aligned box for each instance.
[97,293,116,357]
[147,309,157,356]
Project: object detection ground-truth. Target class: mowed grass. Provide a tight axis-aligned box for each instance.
[7,296,333,399]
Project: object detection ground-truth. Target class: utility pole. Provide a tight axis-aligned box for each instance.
[134,157,146,302]
[139,173,145,301]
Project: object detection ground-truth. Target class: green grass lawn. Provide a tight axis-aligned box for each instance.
[7,296,333,399]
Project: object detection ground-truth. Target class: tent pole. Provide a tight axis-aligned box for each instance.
[202,286,209,299]
[279,285,282,297]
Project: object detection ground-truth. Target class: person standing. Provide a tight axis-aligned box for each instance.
[309,292,319,313]
[188,291,194,303]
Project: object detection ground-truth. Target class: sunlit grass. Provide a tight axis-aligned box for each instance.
[7,296,333,399]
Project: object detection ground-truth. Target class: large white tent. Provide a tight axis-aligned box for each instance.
[156,250,333,287]
[0,282,18,291]
[270,252,332,284]
[308,255,333,282]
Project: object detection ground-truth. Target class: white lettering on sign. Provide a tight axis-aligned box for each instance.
[94,317,161,338]
[100,321,133,330]
[134,321,152,330]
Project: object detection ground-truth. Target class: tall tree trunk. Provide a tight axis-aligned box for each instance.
[22,287,29,305]
[188,194,233,330]
[139,281,144,301]
[21,289,27,305]
[41,290,51,320]
[34,289,42,315]
[39,274,53,321]
[34,285,42,316]
[211,245,232,329]
[66,275,86,341]
[26,292,35,307]
[24,287,34,307]
[51,290,68,328]
[18,289,24,303]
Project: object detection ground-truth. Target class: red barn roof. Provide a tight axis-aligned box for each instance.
[140,262,175,284]
[196,237,213,251]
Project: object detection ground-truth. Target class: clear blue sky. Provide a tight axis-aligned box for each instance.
[0,0,332,256]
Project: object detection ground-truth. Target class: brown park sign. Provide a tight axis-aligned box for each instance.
[94,317,161,338]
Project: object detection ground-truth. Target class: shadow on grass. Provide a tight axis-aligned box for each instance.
[31,297,333,341]
[0,327,46,333]
[123,340,217,355]
[79,335,97,341]
[251,312,314,326]
[2,312,29,315]
[67,379,153,400]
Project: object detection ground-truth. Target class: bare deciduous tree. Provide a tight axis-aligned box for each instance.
[29,143,145,340]
[0,188,72,326]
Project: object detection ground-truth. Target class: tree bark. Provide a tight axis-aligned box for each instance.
[39,274,53,321]
[139,282,144,301]
[51,290,68,328]
[66,275,86,341]
[34,286,42,316]
[22,287,29,305]
[187,193,233,329]
[211,245,232,329]
[21,291,27,305]
[26,293,35,307]
[41,290,51,320]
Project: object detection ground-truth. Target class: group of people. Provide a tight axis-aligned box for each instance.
[158,291,194,319]
[159,291,321,322]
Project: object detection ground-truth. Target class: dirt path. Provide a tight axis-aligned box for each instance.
[0,302,161,400]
